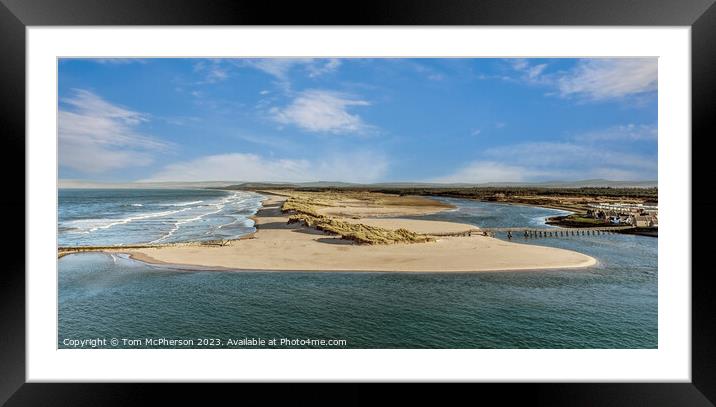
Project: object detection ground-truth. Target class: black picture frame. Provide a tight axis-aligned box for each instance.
[2,0,714,404]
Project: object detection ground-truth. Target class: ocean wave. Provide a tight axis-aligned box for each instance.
[67,207,193,234]
[59,190,265,245]
[217,217,255,230]
[150,204,229,243]
[164,200,204,207]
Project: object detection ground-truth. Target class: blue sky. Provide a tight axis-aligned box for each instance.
[58,58,657,183]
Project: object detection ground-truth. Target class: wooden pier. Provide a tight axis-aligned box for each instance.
[431,225,635,238]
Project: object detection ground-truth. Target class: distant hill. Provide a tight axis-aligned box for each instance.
[58,180,238,189]
[221,181,362,190]
[222,179,658,190]
[60,179,657,190]
[471,179,658,188]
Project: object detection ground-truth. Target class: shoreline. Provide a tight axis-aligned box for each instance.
[117,251,597,274]
[83,192,598,273]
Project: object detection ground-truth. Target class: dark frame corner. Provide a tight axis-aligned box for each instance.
[2,0,715,405]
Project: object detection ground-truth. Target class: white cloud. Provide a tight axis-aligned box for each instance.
[556,58,657,101]
[526,64,547,80]
[62,89,148,125]
[59,89,167,173]
[270,90,373,135]
[142,151,388,183]
[507,58,657,102]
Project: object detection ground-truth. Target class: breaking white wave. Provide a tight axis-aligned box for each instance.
[58,190,264,246]
[164,200,204,207]
[150,204,227,243]
[67,207,193,233]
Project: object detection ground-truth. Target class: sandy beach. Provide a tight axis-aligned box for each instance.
[119,192,597,272]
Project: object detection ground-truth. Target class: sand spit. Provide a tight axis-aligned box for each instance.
[111,192,596,272]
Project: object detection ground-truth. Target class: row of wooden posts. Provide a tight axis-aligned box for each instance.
[431,226,634,239]
[503,229,619,239]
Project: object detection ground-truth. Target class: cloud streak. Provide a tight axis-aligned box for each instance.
[240,58,342,83]
[143,150,388,183]
[510,59,548,83]
[59,89,167,173]
[506,58,657,102]
[557,58,657,101]
[432,124,657,183]
[430,161,540,184]
[193,59,229,84]
[78,58,147,65]
[574,123,657,143]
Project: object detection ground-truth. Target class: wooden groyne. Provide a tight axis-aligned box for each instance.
[57,238,240,258]
[431,226,636,238]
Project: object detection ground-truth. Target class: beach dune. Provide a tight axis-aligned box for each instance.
[124,193,597,272]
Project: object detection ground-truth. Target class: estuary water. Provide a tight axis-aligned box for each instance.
[58,190,657,349]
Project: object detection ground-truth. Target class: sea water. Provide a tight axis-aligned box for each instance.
[58,190,657,348]
[59,189,264,246]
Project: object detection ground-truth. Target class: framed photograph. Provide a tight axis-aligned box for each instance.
[3,0,714,404]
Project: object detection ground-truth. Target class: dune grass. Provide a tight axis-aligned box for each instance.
[281,192,434,245]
